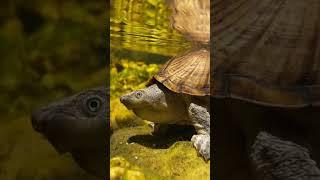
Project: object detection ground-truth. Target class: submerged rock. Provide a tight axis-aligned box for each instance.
[110,125,210,179]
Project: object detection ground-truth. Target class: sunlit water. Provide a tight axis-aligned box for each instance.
[110,0,190,60]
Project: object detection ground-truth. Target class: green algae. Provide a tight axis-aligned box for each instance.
[110,157,147,180]
[110,126,210,180]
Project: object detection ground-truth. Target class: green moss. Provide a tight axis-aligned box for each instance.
[110,126,210,180]
[110,157,148,180]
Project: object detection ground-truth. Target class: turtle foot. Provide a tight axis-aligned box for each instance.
[191,134,210,161]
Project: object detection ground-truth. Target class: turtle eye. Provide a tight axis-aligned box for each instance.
[86,98,101,113]
[135,91,142,98]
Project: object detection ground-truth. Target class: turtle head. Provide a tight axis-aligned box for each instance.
[31,88,108,152]
[31,87,108,177]
[120,84,168,119]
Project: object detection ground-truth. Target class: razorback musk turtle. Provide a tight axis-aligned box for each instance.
[31,87,108,178]
[212,0,320,179]
[120,0,211,161]
[120,47,210,160]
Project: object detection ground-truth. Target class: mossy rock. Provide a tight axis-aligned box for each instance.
[110,157,147,180]
[110,125,210,180]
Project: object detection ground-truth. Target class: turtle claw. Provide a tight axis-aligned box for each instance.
[191,134,210,161]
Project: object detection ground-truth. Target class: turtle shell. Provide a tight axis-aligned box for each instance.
[212,0,320,107]
[153,48,210,96]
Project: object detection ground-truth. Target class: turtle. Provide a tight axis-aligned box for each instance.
[31,87,108,178]
[251,131,320,179]
[120,47,211,160]
[120,0,211,161]
[212,0,320,179]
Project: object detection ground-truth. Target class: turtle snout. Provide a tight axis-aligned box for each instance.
[120,95,132,109]
[31,109,49,133]
[120,95,129,105]
[120,96,126,103]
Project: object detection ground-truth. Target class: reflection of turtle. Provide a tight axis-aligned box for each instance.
[120,48,210,160]
[31,88,108,178]
[213,0,320,179]
[167,0,210,44]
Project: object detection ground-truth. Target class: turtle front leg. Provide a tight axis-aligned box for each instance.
[250,131,320,180]
[188,103,210,161]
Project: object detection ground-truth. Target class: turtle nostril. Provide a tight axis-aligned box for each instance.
[120,96,130,107]
[120,96,125,103]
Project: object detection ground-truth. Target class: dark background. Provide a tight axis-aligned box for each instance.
[0,0,107,179]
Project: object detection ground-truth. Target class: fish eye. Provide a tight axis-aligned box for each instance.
[86,98,101,113]
[135,91,142,98]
